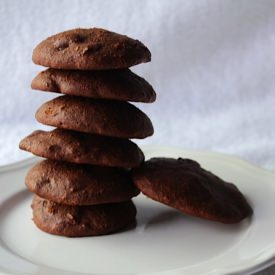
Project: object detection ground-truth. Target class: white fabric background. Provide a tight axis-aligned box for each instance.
[0,0,275,170]
[0,1,275,273]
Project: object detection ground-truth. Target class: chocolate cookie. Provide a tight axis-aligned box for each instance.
[35,96,153,139]
[32,196,137,237]
[19,129,144,168]
[32,68,156,103]
[26,160,140,205]
[132,158,252,224]
[32,28,151,70]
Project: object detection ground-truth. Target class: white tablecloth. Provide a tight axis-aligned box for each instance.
[0,0,274,273]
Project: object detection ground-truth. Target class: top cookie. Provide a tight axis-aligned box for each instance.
[32,28,151,70]
[132,158,252,224]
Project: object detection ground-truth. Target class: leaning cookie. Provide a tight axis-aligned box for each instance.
[26,160,140,205]
[32,68,156,103]
[32,28,151,70]
[19,129,144,168]
[35,96,153,139]
[132,158,252,224]
[32,196,137,237]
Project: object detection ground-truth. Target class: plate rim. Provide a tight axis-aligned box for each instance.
[0,145,275,275]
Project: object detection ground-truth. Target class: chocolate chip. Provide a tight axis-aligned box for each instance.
[48,145,61,153]
[54,40,69,51]
[72,34,86,43]
[82,44,102,55]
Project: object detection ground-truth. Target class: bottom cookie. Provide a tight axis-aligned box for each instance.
[32,196,137,237]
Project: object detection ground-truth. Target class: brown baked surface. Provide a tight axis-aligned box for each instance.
[32,28,151,70]
[26,160,140,205]
[19,128,144,168]
[132,157,252,224]
[35,96,153,139]
[32,195,137,237]
[31,68,156,103]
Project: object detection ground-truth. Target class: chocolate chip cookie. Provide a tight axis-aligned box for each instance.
[26,160,139,205]
[19,129,144,168]
[35,96,153,139]
[32,28,151,70]
[32,68,156,103]
[132,157,252,224]
[32,195,137,237]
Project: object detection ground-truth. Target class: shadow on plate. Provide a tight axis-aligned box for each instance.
[135,199,252,233]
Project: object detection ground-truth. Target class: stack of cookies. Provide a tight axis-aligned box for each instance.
[19,28,156,237]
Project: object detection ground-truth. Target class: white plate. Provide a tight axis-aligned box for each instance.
[0,146,275,275]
